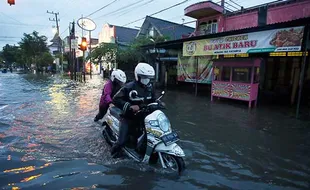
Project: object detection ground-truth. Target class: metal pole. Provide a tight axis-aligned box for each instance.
[74,49,77,81]
[296,25,309,118]
[69,22,73,80]
[61,44,64,74]
[83,50,86,82]
[89,31,92,79]
[72,20,76,81]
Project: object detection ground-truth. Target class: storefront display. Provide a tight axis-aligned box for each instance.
[211,58,261,108]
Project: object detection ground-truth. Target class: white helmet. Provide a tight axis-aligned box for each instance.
[111,69,127,84]
[134,63,155,85]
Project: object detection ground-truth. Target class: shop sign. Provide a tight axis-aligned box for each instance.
[183,26,305,56]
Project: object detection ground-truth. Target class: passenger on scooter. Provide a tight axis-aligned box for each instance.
[94,69,127,122]
[111,63,156,157]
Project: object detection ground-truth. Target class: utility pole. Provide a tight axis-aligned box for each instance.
[89,31,92,79]
[47,10,62,73]
[69,21,77,81]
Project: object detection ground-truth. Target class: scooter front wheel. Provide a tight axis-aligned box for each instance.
[102,129,112,146]
[161,153,185,174]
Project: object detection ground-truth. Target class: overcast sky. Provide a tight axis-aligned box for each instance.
[0,0,276,48]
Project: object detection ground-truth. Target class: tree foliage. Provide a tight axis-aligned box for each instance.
[18,31,50,68]
[89,36,169,70]
[1,44,19,64]
[0,31,53,70]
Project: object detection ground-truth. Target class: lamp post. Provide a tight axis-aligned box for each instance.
[150,38,159,83]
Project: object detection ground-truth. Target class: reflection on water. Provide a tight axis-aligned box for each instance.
[0,73,309,190]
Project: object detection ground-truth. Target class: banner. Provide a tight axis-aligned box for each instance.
[177,53,215,84]
[183,26,305,56]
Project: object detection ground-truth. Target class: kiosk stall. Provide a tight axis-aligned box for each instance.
[211,58,261,108]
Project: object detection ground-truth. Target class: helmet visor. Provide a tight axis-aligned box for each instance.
[137,74,155,79]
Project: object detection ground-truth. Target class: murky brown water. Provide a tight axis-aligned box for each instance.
[0,73,309,190]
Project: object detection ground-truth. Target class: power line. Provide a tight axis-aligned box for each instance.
[114,0,155,17]
[0,22,49,28]
[225,2,239,10]
[94,0,146,20]
[122,0,192,26]
[60,27,69,37]
[114,0,155,18]
[86,0,119,17]
[229,0,243,8]
[0,36,21,39]
[0,12,24,24]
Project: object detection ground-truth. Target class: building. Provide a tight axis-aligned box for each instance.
[137,16,195,40]
[48,34,62,56]
[142,0,310,116]
[184,0,310,36]
[98,23,139,46]
[97,23,139,74]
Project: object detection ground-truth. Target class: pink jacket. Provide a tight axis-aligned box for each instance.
[99,79,113,108]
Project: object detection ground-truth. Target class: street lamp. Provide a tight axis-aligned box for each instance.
[149,38,159,83]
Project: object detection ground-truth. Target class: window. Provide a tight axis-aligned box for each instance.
[213,66,220,81]
[211,20,218,34]
[254,67,260,83]
[149,27,155,37]
[232,67,251,83]
[221,66,231,81]
[198,20,218,35]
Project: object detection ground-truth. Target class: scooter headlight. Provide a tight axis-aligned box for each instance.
[149,120,159,127]
[157,113,171,132]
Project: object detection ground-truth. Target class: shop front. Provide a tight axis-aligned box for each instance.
[181,25,306,108]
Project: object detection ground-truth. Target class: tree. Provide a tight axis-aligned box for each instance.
[37,52,54,68]
[18,31,50,69]
[0,53,4,68]
[1,44,19,65]
[89,36,170,69]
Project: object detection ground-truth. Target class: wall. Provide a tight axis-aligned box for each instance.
[225,11,258,31]
[188,0,310,35]
[98,24,116,44]
[267,1,310,24]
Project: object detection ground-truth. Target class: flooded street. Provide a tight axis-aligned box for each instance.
[0,73,310,190]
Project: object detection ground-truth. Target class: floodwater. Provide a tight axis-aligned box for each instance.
[0,73,309,190]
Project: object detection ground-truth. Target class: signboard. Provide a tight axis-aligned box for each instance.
[71,39,78,49]
[183,26,305,56]
[177,53,215,84]
[77,18,96,31]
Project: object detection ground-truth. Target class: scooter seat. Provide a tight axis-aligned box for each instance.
[109,106,123,119]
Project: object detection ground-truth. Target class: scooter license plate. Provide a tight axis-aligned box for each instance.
[161,132,179,146]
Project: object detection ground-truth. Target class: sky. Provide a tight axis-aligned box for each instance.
[0,0,276,48]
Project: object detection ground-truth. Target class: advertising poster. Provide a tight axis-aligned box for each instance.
[177,53,215,84]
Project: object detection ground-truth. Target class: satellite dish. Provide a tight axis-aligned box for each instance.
[77,18,96,31]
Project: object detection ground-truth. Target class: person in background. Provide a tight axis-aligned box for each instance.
[94,69,127,122]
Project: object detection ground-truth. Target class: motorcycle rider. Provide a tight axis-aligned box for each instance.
[111,62,156,157]
[94,69,127,122]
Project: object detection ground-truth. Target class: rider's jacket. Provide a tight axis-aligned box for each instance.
[112,81,155,118]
